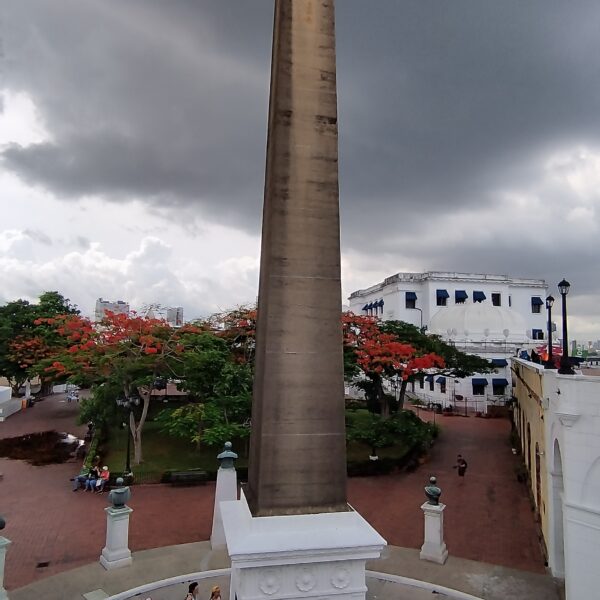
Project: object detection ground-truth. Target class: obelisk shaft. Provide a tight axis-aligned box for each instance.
[247,0,347,516]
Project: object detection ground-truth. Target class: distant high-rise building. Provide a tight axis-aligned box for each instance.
[95,298,130,322]
[166,306,184,327]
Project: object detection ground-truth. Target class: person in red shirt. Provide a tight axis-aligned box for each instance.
[96,466,110,493]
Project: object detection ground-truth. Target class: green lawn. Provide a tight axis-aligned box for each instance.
[102,408,422,482]
[346,408,411,461]
[103,421,249,482]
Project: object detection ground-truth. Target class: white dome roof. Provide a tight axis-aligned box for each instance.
[429,301,528,343]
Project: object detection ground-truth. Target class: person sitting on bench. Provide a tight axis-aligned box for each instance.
[95,466,110,493]
[72,466,90,491]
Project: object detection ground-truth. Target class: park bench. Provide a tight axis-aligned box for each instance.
[169,469,209,486]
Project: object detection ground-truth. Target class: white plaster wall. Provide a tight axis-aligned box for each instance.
[515,361,600,598]
[0,387,10,403]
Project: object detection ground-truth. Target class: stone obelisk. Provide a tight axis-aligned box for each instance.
[221,5,385,598]
[246,0,347,516]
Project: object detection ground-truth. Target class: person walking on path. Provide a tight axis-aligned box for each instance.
[453,454,468,477]
[209,586,221,600]
[185,582,199,599]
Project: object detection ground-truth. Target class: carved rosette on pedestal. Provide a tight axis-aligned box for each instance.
[242,562,363,599]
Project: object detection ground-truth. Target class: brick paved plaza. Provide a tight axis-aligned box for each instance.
[0,395,544,591]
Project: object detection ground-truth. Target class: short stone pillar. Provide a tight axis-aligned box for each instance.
[420,476,448,564]
[211,441,238,549]
[0,516,11,600]
[100,506,133,570]
[420,503,448,564]
[100,478,133,570]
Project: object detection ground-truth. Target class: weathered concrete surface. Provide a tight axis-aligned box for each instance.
[9,543,561,600]
[247,0,347,516]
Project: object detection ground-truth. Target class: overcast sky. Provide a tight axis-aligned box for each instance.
[2,1,600,341]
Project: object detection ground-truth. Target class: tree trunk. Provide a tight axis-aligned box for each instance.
[130,411,142,465]
[376,375,389,419]
[398,379,408,411]
[40,379,53,397]
[131,391,151,465]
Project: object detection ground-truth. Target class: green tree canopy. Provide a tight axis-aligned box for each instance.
[0,292,78,394]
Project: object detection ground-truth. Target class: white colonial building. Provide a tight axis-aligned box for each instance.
[348,272,549,412]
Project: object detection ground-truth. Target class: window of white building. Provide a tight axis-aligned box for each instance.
[436,289,449,306]
[405,292,417,309]
[531,297,543,313]
[472,378,488,395]
[492,378,509,396]
[455,290,468,304]
[426,375,434,391]
[437,376,446,394]
[492,292,501,306]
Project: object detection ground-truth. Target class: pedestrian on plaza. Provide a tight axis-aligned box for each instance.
[95,466,110,493]
[209,585,221,600]
[72,466,90,491]
[453,454,468,477]
[184,581,199,599]
[85,465,100,491]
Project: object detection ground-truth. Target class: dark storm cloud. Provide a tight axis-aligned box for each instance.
[3,0,600,310]
[3,0,274,226]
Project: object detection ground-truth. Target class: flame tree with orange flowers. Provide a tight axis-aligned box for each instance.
[342,313,446,419]
[0,291,79,396]
[39,311,206,464]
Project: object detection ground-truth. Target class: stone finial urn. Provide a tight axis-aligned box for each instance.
[108,477,131,508]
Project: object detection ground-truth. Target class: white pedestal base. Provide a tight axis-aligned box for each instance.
[0,398,21,422]
[419,502,448,565]
[221,493,386,600]
[0,536,11,600]
[100,506,133,571]
[211,467,238,549]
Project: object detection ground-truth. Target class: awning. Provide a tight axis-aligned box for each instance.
[362,304,369,311]
[405,292,417,301]
[455,290,468,301]
[366,302,373,309]
[492,378,509,386]
[425,375,434,382]
[491,358,508,367]
[472,378,488,386]
[377,299,385,307]
[473,291,486,302]
[531,297,544,306]
[436,376,446,384]
[436,289,450,299]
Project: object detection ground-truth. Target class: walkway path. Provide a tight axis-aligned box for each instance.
[8,542,559,600]
[0,397,544,591]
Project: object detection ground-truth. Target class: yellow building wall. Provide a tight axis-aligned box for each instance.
[512,361,549,553]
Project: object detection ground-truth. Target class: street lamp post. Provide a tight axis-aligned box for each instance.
[544,295,555,369]
[557,279,575,375]
[116,394,140,476]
